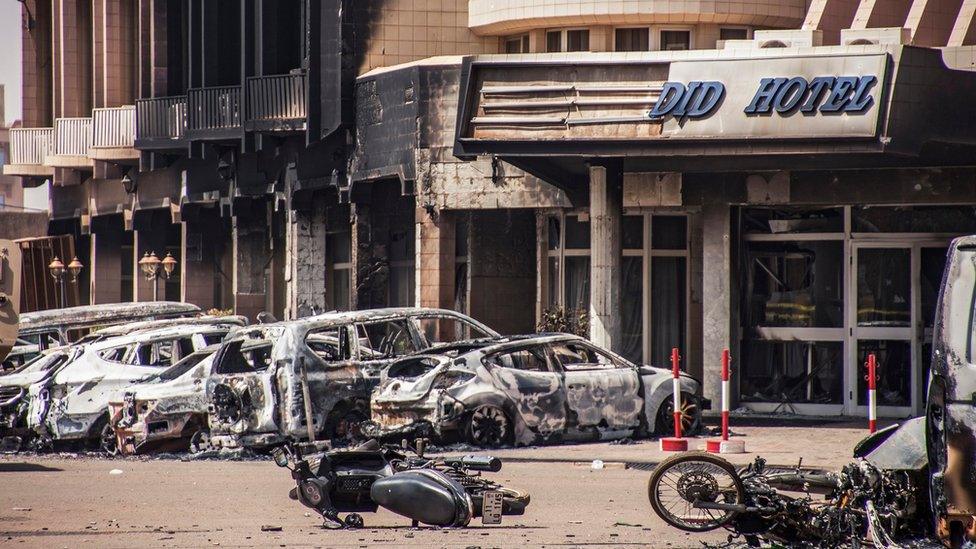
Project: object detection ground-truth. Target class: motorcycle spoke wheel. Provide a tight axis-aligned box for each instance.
[648,452,744,532]
[467,406,509,447]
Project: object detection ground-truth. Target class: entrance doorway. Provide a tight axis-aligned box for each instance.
[739,205,968,417]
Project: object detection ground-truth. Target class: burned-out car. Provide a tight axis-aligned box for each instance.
[0,348,79,450]
[3,302,203,371]
[28,321,241,453]
[204,308,499,449]
[108,346,220,455]
[369,333,706,447]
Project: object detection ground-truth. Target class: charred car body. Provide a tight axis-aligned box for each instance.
[3,302,203,371]
[369,333,706,447]
[109,346,220,455]
[205,308,499,449]
[0,349,78,449]
[648,235,976,548]
[28,321,241,453]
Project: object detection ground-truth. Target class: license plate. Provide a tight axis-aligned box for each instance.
[481,490,503,525]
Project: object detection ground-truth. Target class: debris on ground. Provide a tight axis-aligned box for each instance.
[260,525,283,532]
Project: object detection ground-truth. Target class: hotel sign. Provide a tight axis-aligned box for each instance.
[654,54,887,139]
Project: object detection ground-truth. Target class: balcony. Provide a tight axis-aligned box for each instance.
[187,86,242,141]
[245,72,307,133]
[2,127,54,177]
[90,105,138,162]
[135,95,187,150]
[44,118,93,170]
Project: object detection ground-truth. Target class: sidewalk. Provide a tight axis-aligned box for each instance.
[440,418,891,471]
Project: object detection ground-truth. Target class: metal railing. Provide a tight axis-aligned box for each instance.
[188,86,242,131]
[246,72,307,122]
[52,118,92,157]
[136,95,187,141]
[92,105,135,148]
[9,127,53,165]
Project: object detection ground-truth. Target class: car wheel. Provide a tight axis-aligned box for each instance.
[90,416,118,456]
[464,406,511,448]
[655,393,702,437]
[331,409,368,443]
[189,429,211,453]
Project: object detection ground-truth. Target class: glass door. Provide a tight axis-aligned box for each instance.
[849,244,915,417]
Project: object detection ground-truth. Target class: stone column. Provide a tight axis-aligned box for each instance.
[701,204,734,407]
[284,194,328,320]
[416,207,455,311]
[588,161,623,352]
[181,219,216,310]
[89,228,122,304]
[232,215,269,321]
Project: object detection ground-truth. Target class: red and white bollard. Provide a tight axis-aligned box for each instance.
[867,353,877,433]
[660,348,689,452]
[707,349,745,454]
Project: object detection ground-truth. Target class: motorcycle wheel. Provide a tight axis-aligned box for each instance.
[470,486,531,517]
[648,451,744,533]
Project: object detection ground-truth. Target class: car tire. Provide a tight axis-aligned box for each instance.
[89,415,118,456]
[464,406,512,448]
[189,429,211,453]
[655,393,702,437]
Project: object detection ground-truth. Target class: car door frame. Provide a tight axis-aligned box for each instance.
[482,342,569,439]
[547,339,644,434]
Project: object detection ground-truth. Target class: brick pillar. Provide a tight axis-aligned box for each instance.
[285,195,327,320]
[416,207,455,312]
[232,215,269,321]
[588,161,623,352]
[181,220,216,310]
[90,228,123,304]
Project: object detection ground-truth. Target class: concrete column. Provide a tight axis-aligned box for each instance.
[850,0,913,29]
[284,195,328,320]
[948,0,976,45]
[701,204,734,407]
[905,0,964,46]
[588,161,623,352]
[802,0,860,44]
[416,207,455,311]
[232,216,269,321]
[181,220,216,310]
[89,229,123,304]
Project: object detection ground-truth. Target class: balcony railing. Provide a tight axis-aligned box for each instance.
[8,128,53,165]
[92,105,136,149]
[135,95,187,149]
[245,72,307,132]
[52,118,92,157]
[187,86,242,139]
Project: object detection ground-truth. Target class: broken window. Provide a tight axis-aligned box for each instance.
[213,339,273,374]
[414,315,492,346]
[356,319,418,359]
[305,326,349,362]
[551,342,622,371]
[487,347,550,372]
[745,241,843,328]
[740,340,843,404]
[99,345,129,363]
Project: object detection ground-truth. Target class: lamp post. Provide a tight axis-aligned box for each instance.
[139,251,178,301]
[48,256,84,308]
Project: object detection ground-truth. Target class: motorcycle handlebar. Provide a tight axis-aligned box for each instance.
[443,455,502,472]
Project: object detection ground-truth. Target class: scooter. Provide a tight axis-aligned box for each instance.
[271,437,530,528]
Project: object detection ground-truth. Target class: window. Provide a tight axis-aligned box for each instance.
[545,213,591,315]
[388,223,415,307]
[487,347,550,372]
[550,341,622,371]
[546,30,562,52]
[505,34,530,53]
[132,337,194,367]
[99,345,129,363]
[745,241,844,328]
[203,333,226,346]
[720,28,748,41]
[326,229,352,311]
[567,29,589,52]
[120,237,133,302]
[660,30,690,51]
[356,319,418,359]
[615,28,649,51]
[414,315,493,346]
[455,214,470,317]
[306,326,350,361]
[213,339,273,374]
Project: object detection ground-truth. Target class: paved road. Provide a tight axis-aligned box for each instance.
[0,421,883,548]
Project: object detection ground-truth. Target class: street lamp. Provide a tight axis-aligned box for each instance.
[139,251,177,301]
[48,256,83,308]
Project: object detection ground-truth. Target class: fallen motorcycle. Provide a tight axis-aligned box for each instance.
[647,419,936,548]
[272,437,530,528]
